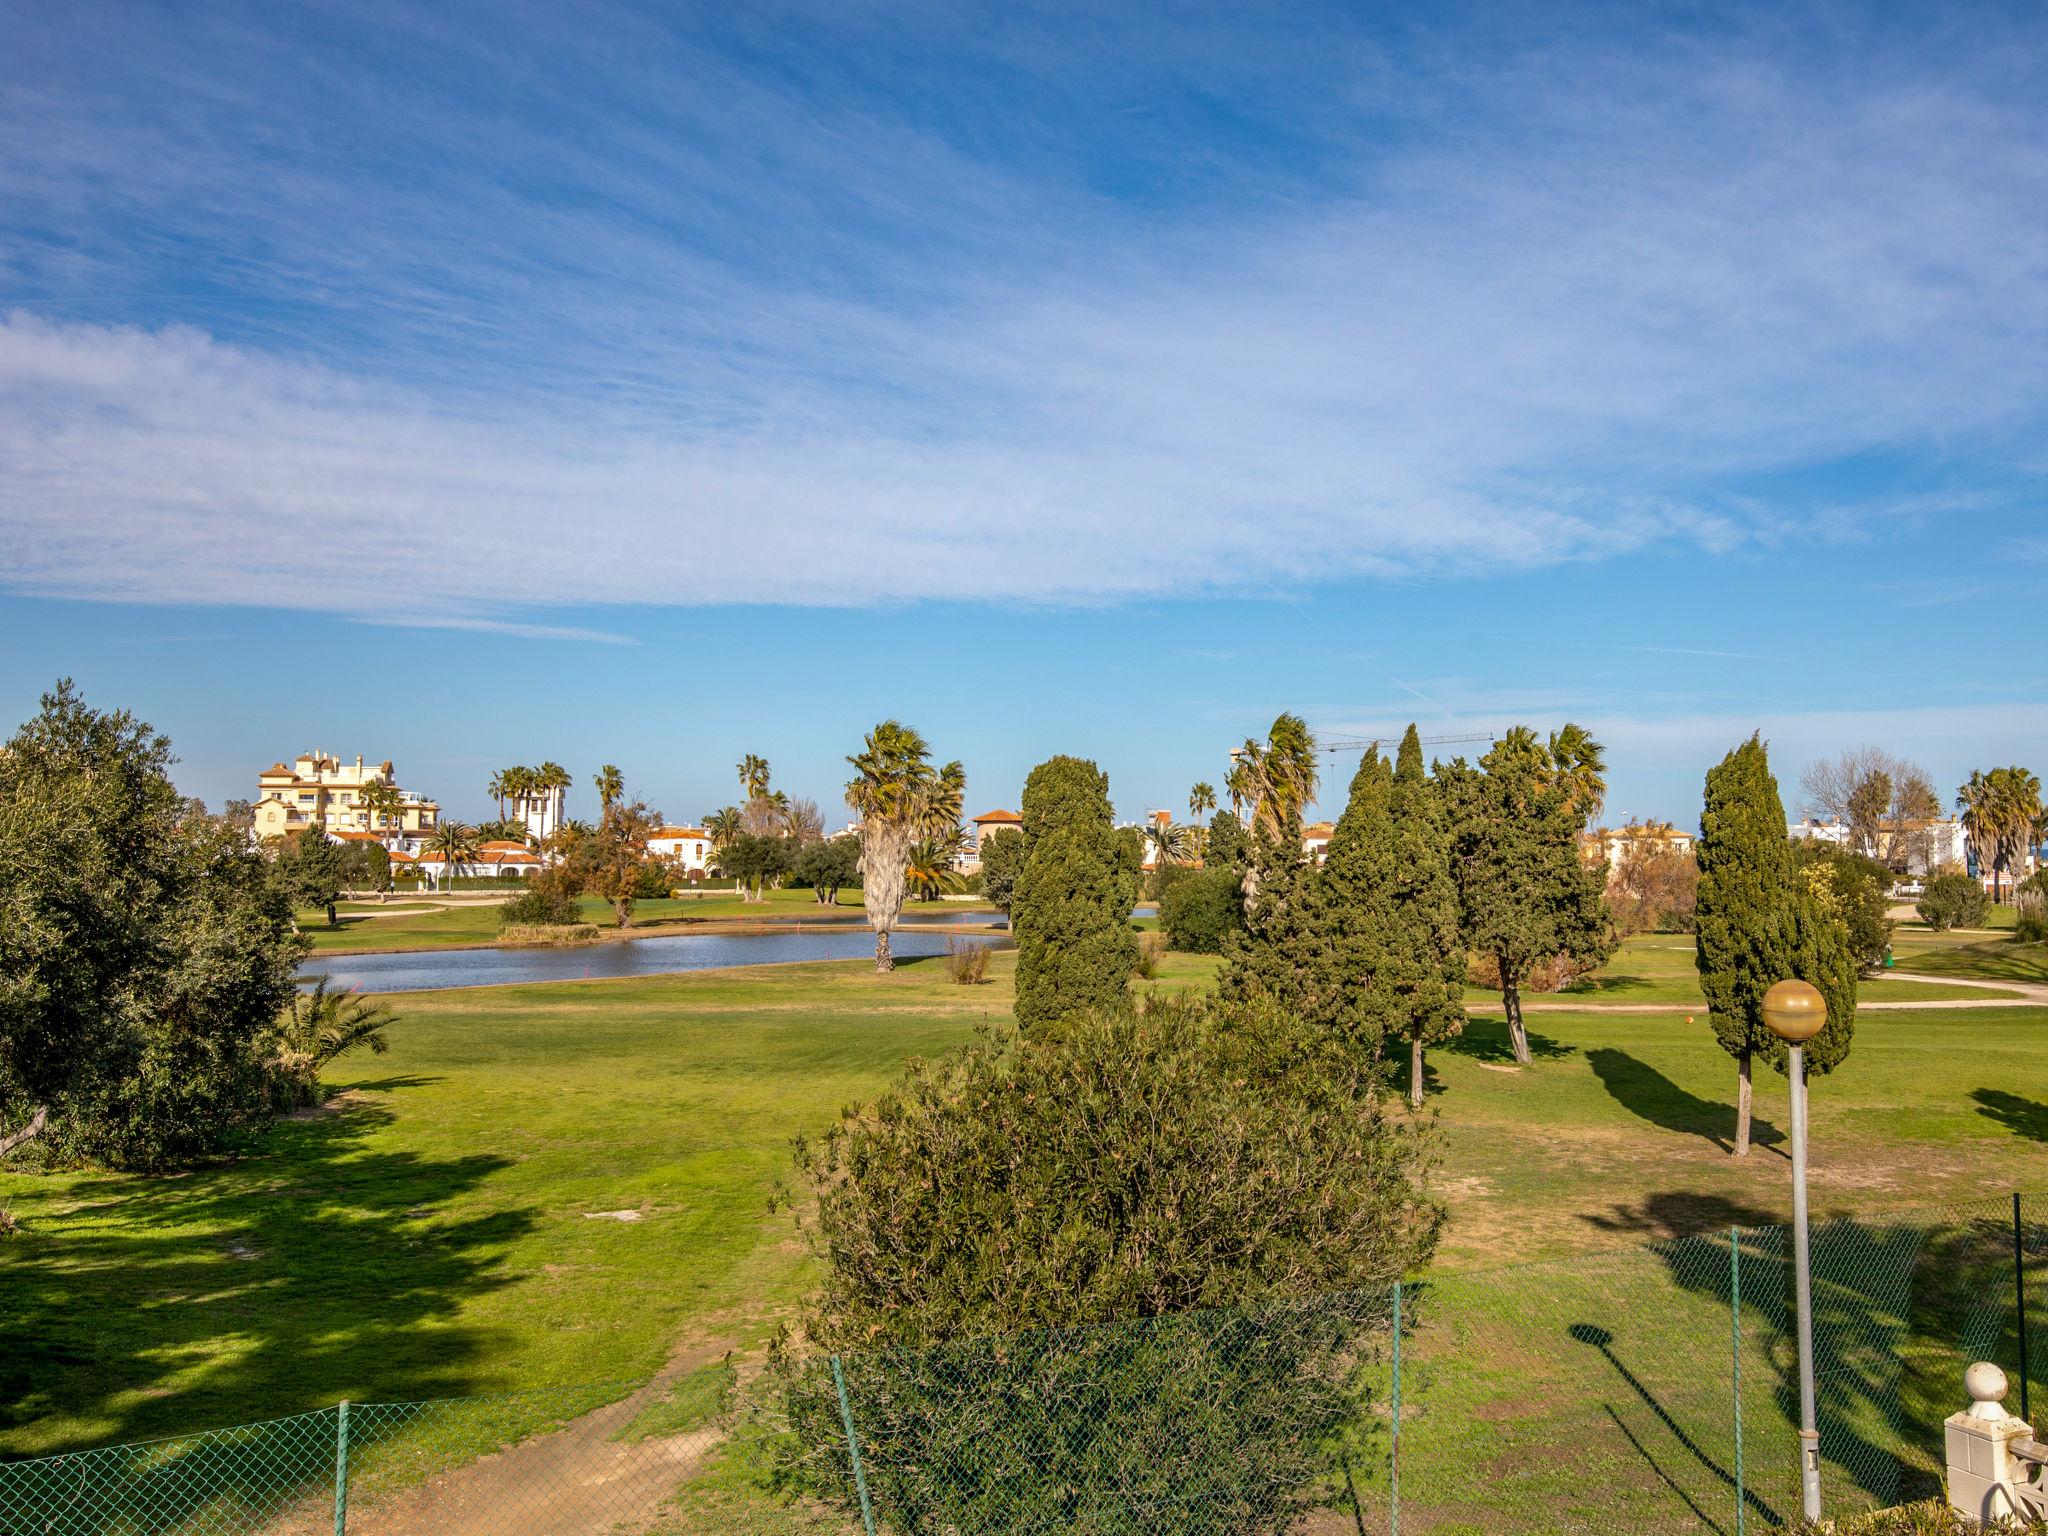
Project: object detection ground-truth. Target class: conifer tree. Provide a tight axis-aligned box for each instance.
[1012,756,1139,1033]
[1217,812,1330,1025]
[1444,735,1613,1066]
[1695,734,1857,1155]
[1389,727,1467,1108]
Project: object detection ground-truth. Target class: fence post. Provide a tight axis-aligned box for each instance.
[333,1400,350,1536]
[1730,1228,1743,1536]
[831,1356,879,1536]
[1391,1278,1402,1536]
[2017,1193,2032,1426]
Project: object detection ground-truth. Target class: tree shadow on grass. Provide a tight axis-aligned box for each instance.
[1587,1047,1785,1157]
[1443,1016,1573,1066]
[1583,1192,1783,1242]
[0,1076,536,1458]
[1974,1089,2048,1143]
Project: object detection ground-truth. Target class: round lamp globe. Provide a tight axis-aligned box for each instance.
[1762,978,1827,1044]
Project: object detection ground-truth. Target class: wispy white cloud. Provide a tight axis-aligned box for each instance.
[3,5,2046,621]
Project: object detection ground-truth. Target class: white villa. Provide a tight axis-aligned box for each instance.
[648,825,716,875]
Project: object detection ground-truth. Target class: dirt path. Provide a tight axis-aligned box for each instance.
[347,1344,732,1536]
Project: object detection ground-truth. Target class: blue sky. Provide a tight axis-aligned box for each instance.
[3,0,2045,828]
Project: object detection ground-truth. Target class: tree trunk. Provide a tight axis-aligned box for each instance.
[1733,1051,1752,1156]
[1409,1033,1425,1109]
[0,1104,49,1157]
[1502,963,1531,1065]
[875,926,893,973]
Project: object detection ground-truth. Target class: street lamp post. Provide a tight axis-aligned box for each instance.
[1763,976,1828,1525]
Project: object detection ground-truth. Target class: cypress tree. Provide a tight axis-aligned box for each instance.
[1695,734,1857,1156]
[1012,756,1139,1033]
[1444,741,1613,1066]
[1389,726,1467,1108]
[1216,814,1328,1024]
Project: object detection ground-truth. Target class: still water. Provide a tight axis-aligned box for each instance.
[306,924,1005,994]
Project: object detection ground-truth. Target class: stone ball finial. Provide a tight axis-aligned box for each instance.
[1967,1361,2011,1421]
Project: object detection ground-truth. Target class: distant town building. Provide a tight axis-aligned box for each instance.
[1301,821,1335,862]
[513,782,566,845]
[1788,816,1969,877]
[251,752,439,844]
[648,825,715,875]
[412,840,542,883]
[966,809,1022,871]
[1586,822,1697,868]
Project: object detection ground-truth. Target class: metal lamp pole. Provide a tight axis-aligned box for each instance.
[1764,977,1828,1525]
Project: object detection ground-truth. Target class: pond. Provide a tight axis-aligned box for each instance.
[306,924,1008,994]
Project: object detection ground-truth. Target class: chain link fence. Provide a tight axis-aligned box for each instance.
[8,1193,2046,1534]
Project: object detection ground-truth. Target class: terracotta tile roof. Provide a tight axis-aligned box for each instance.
[974,809,1022,824]
[650,826,709,840]
[1303,821,1336,838]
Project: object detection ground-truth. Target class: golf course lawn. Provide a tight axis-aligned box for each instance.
[6,930,2048,1464]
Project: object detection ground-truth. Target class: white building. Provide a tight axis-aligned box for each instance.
[1789,817,1971,878]
[648,825,715,875]
[410,841,543,885]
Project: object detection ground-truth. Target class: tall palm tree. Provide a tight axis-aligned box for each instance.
[595,764,624,814]
[1546,723,1608,826]
[487,770,508,824]
[1188,782,1216,823]
[1223,761,1254,823]
[428,821,482,891]
[737,754,771,801]
[907,830,969,901]
[845,720,953,972]
[1234,713,1319,839]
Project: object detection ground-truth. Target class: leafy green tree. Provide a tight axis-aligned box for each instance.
[593,796,659,927]
[1793,841,1893,974]
[1158,864,1245,953]
[1,682,303,1169]
[1205,808,1248,871]
[497,869,583,927]
[717,832,793,902]
[794,836,861,905]
[1696,735,1857,1156]
[1012,756,1140,1033]
[277,825,344,925]
[1916,872,1988,932]
[773,994,1440,1535]
[1442,737,1614,1066]
[977,827,1024,916]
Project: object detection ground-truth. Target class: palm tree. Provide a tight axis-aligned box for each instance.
[1147,816,1192,867]
[1234,713,1319,839]
[279,977,396,1068]
[1223,761,1255,823]
[595,764,624,815]
[1547,723,1608,825]
[487,770,508,824]
[737,754,771,801]
[704,806,744,850]
[907,830,969,901]
[1959,770,2006,902]
[1492,725,1548,776]
[845,720,954,972]
[428,821,482,891]
[1189,782,1216,823]
[1964,766,2045,903]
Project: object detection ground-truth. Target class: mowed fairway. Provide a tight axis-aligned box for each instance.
[6,933,2048,1462]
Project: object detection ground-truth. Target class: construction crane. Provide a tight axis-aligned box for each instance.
[1312,730,1495,757]
[1227,730,1495,761]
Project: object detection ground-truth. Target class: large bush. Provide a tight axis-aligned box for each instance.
[1159,864,1245,953]
[1918,871,1989,932]
[497,871,582,928]
[2,682,303,1170]
[768,995,1438,1534]
[1795,841,1894,974]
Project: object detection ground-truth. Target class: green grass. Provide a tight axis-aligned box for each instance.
[11,927,2048,1460]
[0,953,1010,1456]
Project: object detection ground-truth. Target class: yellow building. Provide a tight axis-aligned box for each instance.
[251,751,440,842]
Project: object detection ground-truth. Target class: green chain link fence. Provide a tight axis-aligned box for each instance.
[8,1192,2046,1534]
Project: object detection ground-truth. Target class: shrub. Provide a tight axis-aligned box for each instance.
[1158,864,1244,953]
[1148,858,1196,905]
[498,922,600,947]
[2018,872,2048,944]
[942,937,989,984]
[1796,841,1894,974]
[767,995,1439,1533]
[498,871,582,928]
[1133,929,1166,979]
[1918,871,1990,932]
[1467,951,1592,994]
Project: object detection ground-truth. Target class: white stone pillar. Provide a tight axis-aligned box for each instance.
[1947,1362,2037,1523]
